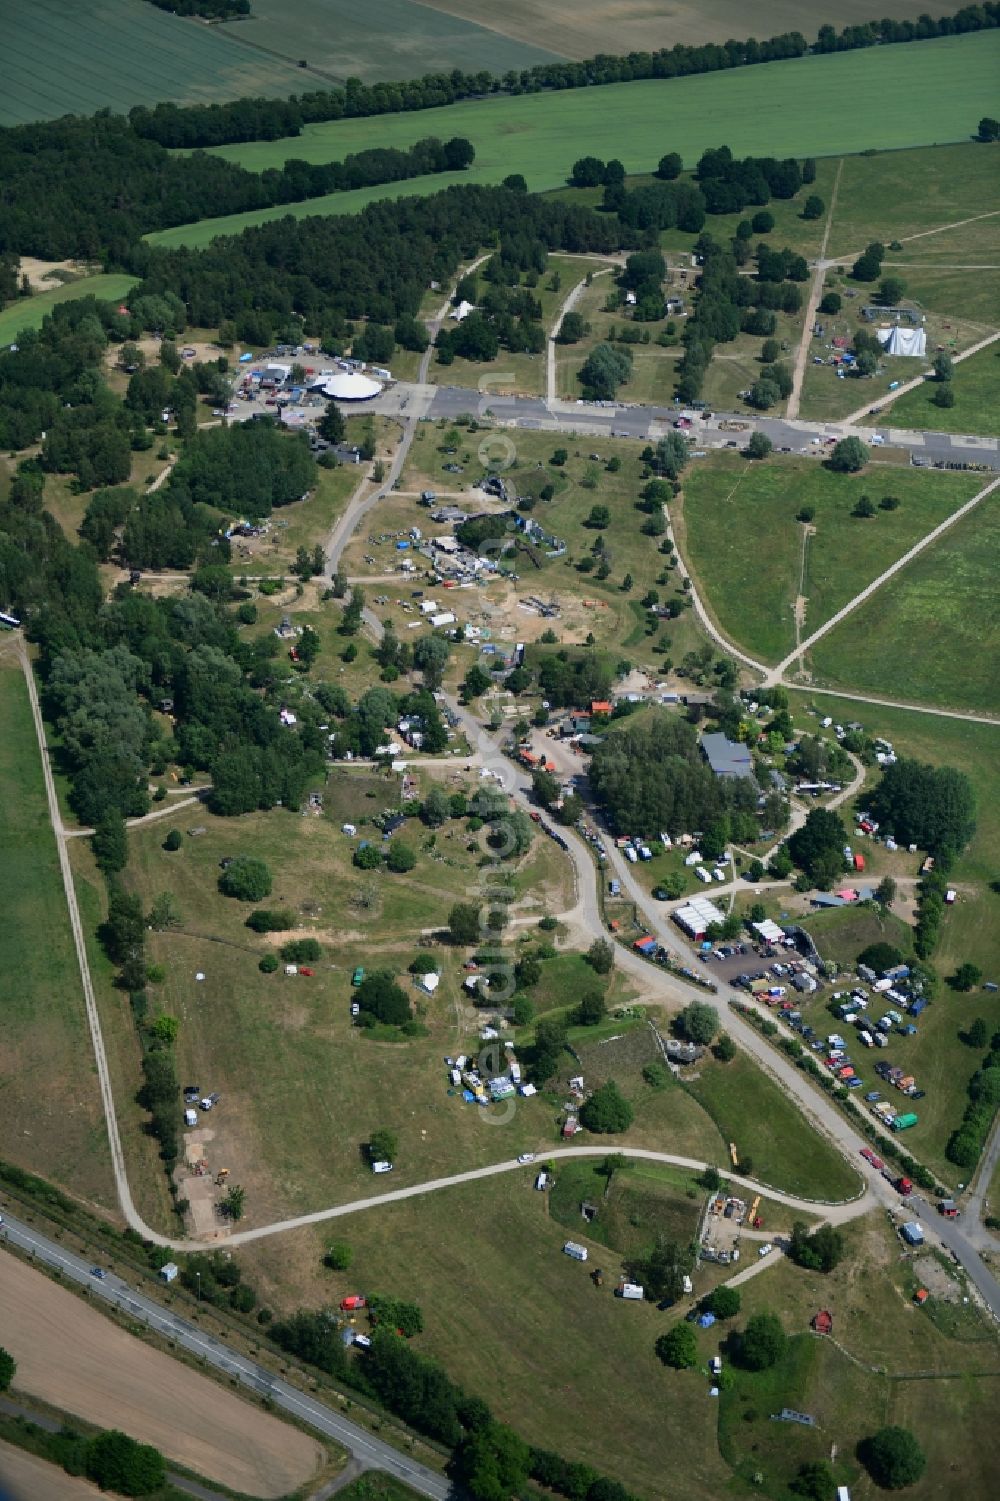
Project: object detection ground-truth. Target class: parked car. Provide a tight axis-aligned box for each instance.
[90,1267,107,1280]
[517,1153,536,1165]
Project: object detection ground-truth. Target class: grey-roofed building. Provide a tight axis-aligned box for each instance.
[700,732,753,780]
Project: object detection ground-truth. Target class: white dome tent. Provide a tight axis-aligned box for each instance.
[876,325,927,358]
[319,370,383,401]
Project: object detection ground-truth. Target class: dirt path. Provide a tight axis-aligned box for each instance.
[787,158,843,421]
[547,267,613,403]
[0,1253,324,1498]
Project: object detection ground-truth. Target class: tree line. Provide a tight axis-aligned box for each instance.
[124,7,1000,148]
[270,1315,639,1501]
[145,0,249,16]
[0,110,474,260]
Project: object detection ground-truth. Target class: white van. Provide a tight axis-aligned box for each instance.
[371,1160,394,1174]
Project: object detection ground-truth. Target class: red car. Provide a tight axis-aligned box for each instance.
[298,966,314,977]
[860,1147,884,1170]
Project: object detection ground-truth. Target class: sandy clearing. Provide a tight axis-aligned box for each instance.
[0,1440,108,1501]
[0,1253,324,1498]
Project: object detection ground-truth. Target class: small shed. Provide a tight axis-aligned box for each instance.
[811,1309,833,1335]
[415,971,440,995]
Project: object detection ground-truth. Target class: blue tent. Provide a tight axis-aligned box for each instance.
[697,1312,716,1328]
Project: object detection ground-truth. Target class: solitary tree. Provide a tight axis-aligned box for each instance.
[324,1241,353,1270]
[655,1324,699,1369]
[448,902,481,946]
[875,876,897,910]
[704,1285,741,1319]
[737,1312,788,1370]
[580,1080,634,1134]
[828,437,869,472]
[746,432,773,459]
[933,352,954,382]
[677,1001,719,1045]
[802,195,825,219]
[586,938,615,975]
[860,1426,926,1490]
[952,962,983,992]
[221,1184,246,1222]
[788,1221,844,1272]
[575,989,607,1026]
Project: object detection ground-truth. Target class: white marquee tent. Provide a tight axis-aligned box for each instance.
[876,325,927,358]
[320,370,383,401]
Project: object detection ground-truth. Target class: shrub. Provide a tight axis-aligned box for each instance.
[704,1285,740,1319]
[280,938,322,963]
[218,857,272,901]
[162,829,182,851]
[580,1080,633,1134]
[259,954,280,974]
[655,1324,699,1368]
[387,841,417,873]
[246,908,296,932]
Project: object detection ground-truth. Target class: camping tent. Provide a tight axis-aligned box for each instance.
[876,325,927,358]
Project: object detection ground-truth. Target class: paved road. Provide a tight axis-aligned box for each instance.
[364,382,1000,471]
[0,1218,456,1500]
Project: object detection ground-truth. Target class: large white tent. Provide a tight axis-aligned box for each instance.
[320,370,383,401]
[876,325,927,358]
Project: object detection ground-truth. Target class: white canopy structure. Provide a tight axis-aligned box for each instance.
[876,325,926,357]
[320,370,383,401]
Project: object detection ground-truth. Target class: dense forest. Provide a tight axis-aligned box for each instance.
[125,6,1000,147]
[589,713,761,836]
[0,114,474,260]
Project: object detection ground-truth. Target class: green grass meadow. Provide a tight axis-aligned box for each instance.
[0,275,139,348]
[0,658,113,1205]
[677,454,980,663]
[147,35,1000,248]
[807,487,1000,713]
[887,344,1000,438]
[682,1054,863,1201]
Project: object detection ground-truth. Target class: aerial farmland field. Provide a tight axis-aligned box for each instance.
[148,33,1000,249]
[418,0,973,60]
[214,0,560,84]
[0,0,308,126]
